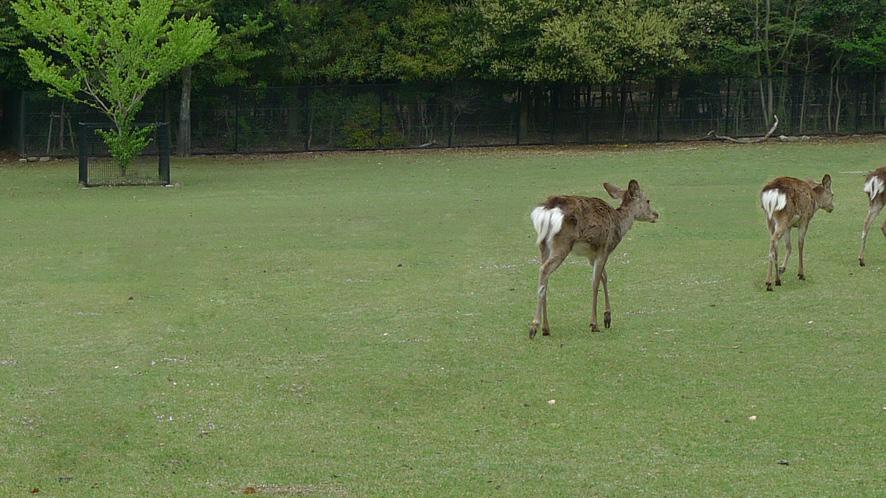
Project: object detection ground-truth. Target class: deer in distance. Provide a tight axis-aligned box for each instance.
[529,180,659,338]
[858,166,886,267]
[760,174,834,291]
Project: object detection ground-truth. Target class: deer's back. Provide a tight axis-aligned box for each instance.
[762,177,815,221]
[864,167,886,203]
[541,195,620,249]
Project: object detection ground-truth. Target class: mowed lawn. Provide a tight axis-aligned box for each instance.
[1,140,885,496]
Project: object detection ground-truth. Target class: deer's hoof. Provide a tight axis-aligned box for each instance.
[775,279,782,286]
[766,282,773,291]
[859,258,866,267]
[604,311,611,329]
[798,274,805,281]
[778,266,786,275]
[590,323,600,332]
[542,327,550,336]
[529,326,537,339]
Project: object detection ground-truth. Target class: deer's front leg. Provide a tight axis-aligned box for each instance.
[589,257,607,332]
[601,269,612,329]
[859,202,881,266]
[797,224,808,280]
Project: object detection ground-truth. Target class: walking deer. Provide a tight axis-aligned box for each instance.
[529,180,659,338]
[858,166,886,266]
[760,174,834,291]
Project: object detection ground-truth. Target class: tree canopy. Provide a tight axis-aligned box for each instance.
[13,0,217,168]
[4,0,886,89]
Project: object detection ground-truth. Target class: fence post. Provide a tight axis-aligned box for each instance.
[584,84,591,144]
[158,122,170,185]
[447,93,454,148]
[854,76,861,133]
[77,123,88,185]
[725,77,731,136]
[655,79,662,142]
[550,85,557,144]
[515,86,522,145]
[875,71,881,131]
[18,92,26,156]
[378,85,385,148]
[234,87,241,153]
[304,87,311,152]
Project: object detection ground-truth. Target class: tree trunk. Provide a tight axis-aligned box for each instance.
[519,87,529,143]
[799,50,810,133]
[178,65,192,157]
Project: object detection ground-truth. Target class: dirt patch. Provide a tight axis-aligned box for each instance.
[177,133,886,164]
[240,484,347,496]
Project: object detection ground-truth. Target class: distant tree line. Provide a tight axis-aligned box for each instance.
[2,1,885,151]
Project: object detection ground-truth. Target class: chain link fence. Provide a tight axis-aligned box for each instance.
[11,74,886,157]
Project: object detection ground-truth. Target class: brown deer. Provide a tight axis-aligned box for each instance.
[529,180,659,338]
[760,174,834,291]
[858,166,886,266]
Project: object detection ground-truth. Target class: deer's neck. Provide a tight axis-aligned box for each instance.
[614,204,636,241]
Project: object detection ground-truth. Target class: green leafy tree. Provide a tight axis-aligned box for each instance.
[14,0,217,172]
[378,2,463,81]
[0,3,28,86]
[461,0,684,83]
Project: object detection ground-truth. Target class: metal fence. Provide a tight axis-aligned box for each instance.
[12,74,886,157]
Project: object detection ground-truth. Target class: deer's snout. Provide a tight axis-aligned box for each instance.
[650,210,660,223]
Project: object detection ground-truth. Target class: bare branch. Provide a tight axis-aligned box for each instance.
[704,115,780,143]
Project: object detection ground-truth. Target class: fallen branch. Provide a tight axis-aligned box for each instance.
[776,134,812,142]
[705,114,779,143]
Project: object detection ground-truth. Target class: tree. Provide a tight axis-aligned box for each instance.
[14,0,217,171]
[173,0,272,156]
[0,3,27,86]
[378,1,463,81]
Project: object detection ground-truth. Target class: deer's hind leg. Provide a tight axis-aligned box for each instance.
[859,200,883,266]
[766,221,788,291]
[779,228,792,275]
[530,241,570,339]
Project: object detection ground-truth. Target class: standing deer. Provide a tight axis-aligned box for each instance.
[858,166,886,266]
[529,180,659,338]
[760,174,834,291]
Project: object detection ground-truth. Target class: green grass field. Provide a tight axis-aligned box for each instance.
[2,140,886,496]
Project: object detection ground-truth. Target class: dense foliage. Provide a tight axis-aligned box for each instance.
[4,0,886,90]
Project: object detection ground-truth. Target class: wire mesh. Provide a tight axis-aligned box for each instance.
[78,123,170,187]
[15,75,886,158]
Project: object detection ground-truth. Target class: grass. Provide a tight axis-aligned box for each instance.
[1,140,886,496]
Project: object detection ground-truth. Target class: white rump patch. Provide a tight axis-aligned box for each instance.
[761,189,787,220]
[531,206,564,247]
[864,176,884,201]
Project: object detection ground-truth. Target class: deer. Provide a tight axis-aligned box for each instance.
[529,180,659,339]
[858,166,886,266]
[760,174,834,291]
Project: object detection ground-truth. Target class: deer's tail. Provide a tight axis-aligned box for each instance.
[864,176,884,201]
[531,206,564,247]
[761,189,787,220]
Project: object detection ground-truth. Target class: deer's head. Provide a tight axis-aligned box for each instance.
[810,174,834,213]
[604,179,659,223]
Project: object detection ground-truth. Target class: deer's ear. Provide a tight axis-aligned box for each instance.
[821,174,832,189]
[603,182,623,199]
[627,179,640,196]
